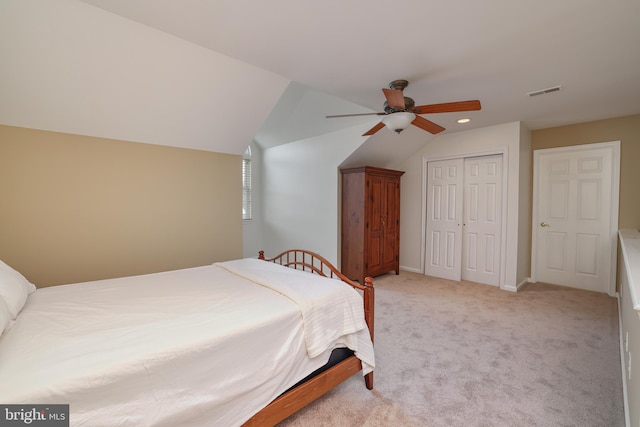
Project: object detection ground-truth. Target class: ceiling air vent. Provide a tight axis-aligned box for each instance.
[527,85,562,97]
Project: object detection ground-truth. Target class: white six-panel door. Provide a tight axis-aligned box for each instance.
[461,155,503,286]
[425,158,463,281]
[533,143,619,294]
[425,155,503,286]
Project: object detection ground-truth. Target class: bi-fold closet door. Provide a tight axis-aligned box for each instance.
[424,155,503,286]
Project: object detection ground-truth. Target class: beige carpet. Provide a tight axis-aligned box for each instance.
[278,271,625,427]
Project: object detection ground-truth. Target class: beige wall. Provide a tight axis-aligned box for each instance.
[531,114,640,230]
[0,125,242,287]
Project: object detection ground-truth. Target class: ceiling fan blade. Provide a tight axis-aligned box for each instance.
[326,112,385,118]
[412,116,446,134]
[382,88,406,109]
[362,122,385,136]
[413,100,481,114]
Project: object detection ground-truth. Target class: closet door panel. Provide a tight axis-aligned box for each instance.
[425,159,463,281]
[462,155,503,286]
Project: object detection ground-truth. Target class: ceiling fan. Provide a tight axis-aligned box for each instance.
[326,80,481,136]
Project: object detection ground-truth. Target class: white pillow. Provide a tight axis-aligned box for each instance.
[0,260,37,319]
[0,297,10,337]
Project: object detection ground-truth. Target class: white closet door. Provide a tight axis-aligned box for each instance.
[462,155,503,286]
[424,159,463,281]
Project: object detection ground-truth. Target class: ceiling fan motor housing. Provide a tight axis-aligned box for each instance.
[384,80,414,113]
[384,97,415,114]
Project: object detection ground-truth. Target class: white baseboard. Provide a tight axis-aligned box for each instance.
[399,265,421,274]
[518,277,531,290]
[401,268,534,294]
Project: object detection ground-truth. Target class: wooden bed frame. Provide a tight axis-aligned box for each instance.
[242,249,374,426]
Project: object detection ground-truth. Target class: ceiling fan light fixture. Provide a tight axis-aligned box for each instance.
[457,118,471,124]
[382,112,416,134]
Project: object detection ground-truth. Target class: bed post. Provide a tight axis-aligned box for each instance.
[363,276,374,390]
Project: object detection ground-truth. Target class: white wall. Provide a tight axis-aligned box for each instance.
[396,122,530,290]
[259,125,370,265]
[0,0,289,155]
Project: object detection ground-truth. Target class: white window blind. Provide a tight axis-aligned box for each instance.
[242,147,252,220]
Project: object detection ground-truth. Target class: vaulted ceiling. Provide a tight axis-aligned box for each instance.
[79,0,640,148]
[3,1,639,165]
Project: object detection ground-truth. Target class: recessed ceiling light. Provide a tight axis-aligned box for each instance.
[457,118,471,124]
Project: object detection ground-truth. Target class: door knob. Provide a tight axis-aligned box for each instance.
[540,222,550,227]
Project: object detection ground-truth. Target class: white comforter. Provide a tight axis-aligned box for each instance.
[217,259,374,364]
[0,260,374,427]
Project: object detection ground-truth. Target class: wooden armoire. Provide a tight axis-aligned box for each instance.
[340,166,404,284]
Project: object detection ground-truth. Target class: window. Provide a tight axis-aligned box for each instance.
[242,146,252,220]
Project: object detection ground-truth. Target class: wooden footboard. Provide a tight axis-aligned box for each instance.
[242,249,374,426]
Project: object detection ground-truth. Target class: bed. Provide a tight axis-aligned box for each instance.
[0,249,374,426]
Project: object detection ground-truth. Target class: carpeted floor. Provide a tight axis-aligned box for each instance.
[278,271,625,427]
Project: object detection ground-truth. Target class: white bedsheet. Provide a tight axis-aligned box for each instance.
[0,261,374,427]
[216,259,374,370]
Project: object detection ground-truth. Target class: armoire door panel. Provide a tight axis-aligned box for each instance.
[366,232,383,273]
[368,176,383,233]
[382,230,398,269]
[385,180,399,230]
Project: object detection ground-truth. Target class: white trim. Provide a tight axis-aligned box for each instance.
[617,295,631,427]
[399,265,422,274]
[516,278,530,291]
[610,143,622,296]
[531,141,620,296]
[420,147,509,289]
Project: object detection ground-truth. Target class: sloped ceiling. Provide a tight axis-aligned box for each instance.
[78,0,640,140]
[255,82,432,168]
[3,0,640,162]
[254,82,375,149]
[0,0,289,155]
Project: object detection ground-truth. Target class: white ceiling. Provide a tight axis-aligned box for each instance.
[78,0,640,148]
